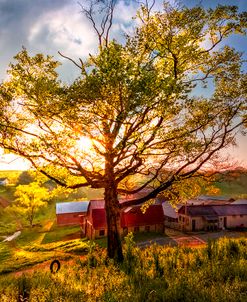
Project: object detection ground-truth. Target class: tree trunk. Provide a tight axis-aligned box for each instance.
[104,155,124,262]
[104,185,124,263]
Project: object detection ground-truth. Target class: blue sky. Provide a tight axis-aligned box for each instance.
[0,0,246,169]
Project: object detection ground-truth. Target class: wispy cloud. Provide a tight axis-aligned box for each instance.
[28,4,98,59]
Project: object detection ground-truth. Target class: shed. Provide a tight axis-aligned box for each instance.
[178,204,247,231]
[56,201,89,226]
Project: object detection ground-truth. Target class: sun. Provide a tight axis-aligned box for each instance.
[77,136,93,152]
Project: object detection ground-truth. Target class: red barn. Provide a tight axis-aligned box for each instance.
[56,201,89,226]
[82,199,164,239]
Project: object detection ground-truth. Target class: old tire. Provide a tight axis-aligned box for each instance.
[50,260,60,273]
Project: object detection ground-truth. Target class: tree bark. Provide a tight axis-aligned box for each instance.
[104,160,124,263]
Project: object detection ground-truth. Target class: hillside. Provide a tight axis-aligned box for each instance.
[215,170,247,197]
[1,237,247,301]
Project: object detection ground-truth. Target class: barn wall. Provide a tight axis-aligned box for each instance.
[56,212,86,226]
[178,215,205,231]
[221,215,247,228]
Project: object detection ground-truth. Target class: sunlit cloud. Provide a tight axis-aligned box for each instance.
[28,4,98,59]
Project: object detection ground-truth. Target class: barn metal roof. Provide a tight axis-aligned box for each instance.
[162,201,181,219]
[179,204,247,217]
[56,201,89,214]
[197,195,233,201]
[214,205,247,216]
[232,199,247,205]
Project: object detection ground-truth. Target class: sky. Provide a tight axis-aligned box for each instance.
[0,0,246,170]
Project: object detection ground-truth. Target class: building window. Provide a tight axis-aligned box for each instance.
[134,226,139,232]
[99,229,105,236]
[145,225,150,232]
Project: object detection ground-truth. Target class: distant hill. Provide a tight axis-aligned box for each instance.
[215,169,247,197]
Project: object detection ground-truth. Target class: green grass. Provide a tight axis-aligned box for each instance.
[26,238,89,254]
[0,238,88,275]
[0,225,89,275]
[42,224,81,244]
[0,214,18,236]
[0,242,13,263]
[95,237,107,248]
[94,231,167,248]
[0,185,16,201]
[0,237,247,301]
[15,227,43,247]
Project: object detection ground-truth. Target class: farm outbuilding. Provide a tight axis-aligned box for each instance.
[56,201,89,226]
[82,199,164,239]
[178,204,247,231]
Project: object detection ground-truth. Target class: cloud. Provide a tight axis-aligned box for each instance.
[0,0,99,81]
[0,0,147,82]
[28,4,98,59]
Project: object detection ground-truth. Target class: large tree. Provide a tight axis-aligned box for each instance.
[0,1,246,261]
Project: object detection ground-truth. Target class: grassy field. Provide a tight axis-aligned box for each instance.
[0,222,88,275]
[0,237,247,301]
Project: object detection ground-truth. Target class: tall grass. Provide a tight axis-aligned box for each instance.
[1,237,247,301]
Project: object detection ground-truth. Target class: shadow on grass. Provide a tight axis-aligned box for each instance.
[41,225,81,244]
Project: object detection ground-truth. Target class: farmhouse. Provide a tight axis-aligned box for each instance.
[160,195,233,229]
[178,204,247,231]
[56,201,89,226]
[82,199,164,239]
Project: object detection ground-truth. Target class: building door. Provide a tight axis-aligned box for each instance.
[224,217,227,228]
[192,219,196,231]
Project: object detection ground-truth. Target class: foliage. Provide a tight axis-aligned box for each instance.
[215,170,247,197]
[0,238,247,301]
[0,2,246,260]
[17,170,36,185]
[7,182,50,227]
